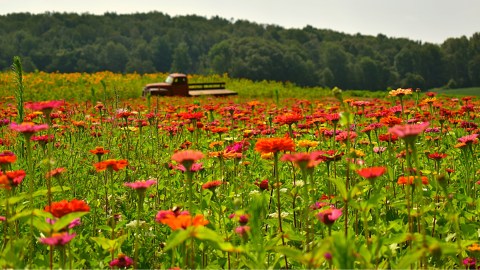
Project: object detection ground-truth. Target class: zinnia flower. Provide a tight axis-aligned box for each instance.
[388,122,429,142]
[156,211,209,231]
[109,254,134,268]
[124,179,157,190]
[94,159,128,172]
[171,150,204,171]
[201,180,223,191]
[254,137,295,154]
[39,232,76,246]
[89,146,110,157]
[0,151,16,165]
[44,199,90,218]
[45,167,66,179]
[25,100,64,112]
[281,151,325,171]
[458,134,478,145]
[397,175,429,185]
[317,207,342,226]
[356,167,387,180]
[10,122,49,136]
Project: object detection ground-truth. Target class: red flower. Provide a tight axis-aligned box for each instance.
[356,167,387,179]
[273,112,303,126]
[201,180,223,190]
[254,137,295,154]
[255,179,269,190]
[89,146,110,156]
[45,199,90,218]
[427,153,447,160]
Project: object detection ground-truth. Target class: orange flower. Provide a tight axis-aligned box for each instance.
[255,137,295,154]
[89,147,110,156]
[94,159,128,172]
[397,175,429,185]
[158,213,209,231]
[0,151,17,165]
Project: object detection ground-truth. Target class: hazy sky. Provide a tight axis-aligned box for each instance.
[2,0,479,44]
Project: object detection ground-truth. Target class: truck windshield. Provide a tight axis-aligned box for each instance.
[165,76,174,84]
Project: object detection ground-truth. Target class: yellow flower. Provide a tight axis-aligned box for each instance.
[297,139,319,149]
[389,88,413,97]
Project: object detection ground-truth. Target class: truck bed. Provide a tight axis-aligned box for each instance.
[188,89,238,96]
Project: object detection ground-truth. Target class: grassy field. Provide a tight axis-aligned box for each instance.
[430,87,480,96]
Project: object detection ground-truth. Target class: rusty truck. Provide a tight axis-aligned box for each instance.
[142,73,237,97]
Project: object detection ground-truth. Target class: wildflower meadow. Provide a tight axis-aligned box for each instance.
[0,67,479,269]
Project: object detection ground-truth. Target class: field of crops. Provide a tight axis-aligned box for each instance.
[0,72,479,269]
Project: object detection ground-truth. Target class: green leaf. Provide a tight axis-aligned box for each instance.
[194,226,224,243]
[273,246,304,262]
[9,209,34,222]
[91,234,128,252]
[329,177,347,200]
[164,229,191,251]
[395,248,425,269]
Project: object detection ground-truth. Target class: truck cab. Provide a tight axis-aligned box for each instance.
[143,73,189,96]
[143,73,237,97]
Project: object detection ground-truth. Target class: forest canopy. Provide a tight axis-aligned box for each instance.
[1,11,479,90]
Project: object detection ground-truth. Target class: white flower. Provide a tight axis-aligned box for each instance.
[126,220,145,228]
[280,188,288,193]
[249,190,260,196]
[268,212,289,218]
[294,180,304,187]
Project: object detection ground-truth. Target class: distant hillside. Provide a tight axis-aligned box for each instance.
[1,12,479,90]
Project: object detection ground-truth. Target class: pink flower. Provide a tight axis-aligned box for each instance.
[175,162,203,172]
[39,232,76,246]
[458,134,478,144]
[25,100,64,112]
[172,150,204,171]
[388,122,429,141]
[281,151,325,170]
[10,122,49,135]
[317,207,342,226]
[124,179,157,190]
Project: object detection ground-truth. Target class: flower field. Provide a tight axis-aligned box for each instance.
[0,71,479,269]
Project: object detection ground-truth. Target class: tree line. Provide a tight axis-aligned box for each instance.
[1,12,479,90]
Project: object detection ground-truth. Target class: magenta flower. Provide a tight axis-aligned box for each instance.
[124,179,157,190]
[109,254,134,268]
[388,122,429,142]
[39,232,76,246]
[25,100,64,112]
[317,207,342,226]
[10,122,49,136]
